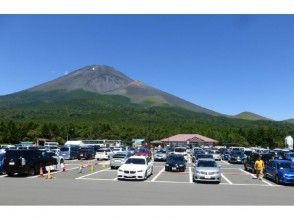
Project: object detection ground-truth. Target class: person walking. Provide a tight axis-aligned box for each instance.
[254,155,264,180]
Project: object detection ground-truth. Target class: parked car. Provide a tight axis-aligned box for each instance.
[165,154,186,172]
[208,149,222,161]
[264,160,294,185]
[96,148,113,160]
[195,154,214,161]
[59,145,80,160]
[135,147,152,158]
[112,147,124,154]
[244,152,274,173]
[191,150,206,163]
[78,147,96,160]
[117,156,153,180]
[193,158,221,183]
[154,149,167,161]
[284,153,294,163]
[229,151,245,164]
[173,147,188,161]
[0,153,5,174]
[222,150,230,161]
[126,147,136,155]
[4,149,58,176]
[110,151,132,169]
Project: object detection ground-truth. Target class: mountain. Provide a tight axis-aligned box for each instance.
[234,112,271,121]
[28,65,220,116]
[284,119,294,124]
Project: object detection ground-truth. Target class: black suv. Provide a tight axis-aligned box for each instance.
[78,147,96,160]
[243,152,274,173]
[4,149,58,176]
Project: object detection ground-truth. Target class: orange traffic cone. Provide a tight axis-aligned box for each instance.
[39,167,44,177]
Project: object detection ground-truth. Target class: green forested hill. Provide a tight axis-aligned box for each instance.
[0,90,293,147]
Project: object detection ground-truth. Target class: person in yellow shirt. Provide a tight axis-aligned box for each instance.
[254,155,265,180]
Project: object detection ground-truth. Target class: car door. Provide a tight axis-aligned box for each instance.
[265,161,273,178]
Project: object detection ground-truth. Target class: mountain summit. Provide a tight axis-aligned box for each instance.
[30,65,133,94]
[27,65,220,116]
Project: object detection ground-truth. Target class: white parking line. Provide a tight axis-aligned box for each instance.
[220,160,230,165]
[0,175,7,178]
[151,167,165,182]
[189,167,193,183]
[239,169,274,186]
[76,168,110,180]
[221,173,233,184]
[27,166,80,179]
[77,178,115,181]
[151,180,191,184]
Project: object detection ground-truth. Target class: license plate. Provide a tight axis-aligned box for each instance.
[9,162,15,165]
[172,167,177,171]
[204,175,210,179]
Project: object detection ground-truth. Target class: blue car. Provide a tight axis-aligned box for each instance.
[222,150,230,161]
[264,160,294,185]
[284,153,294,163]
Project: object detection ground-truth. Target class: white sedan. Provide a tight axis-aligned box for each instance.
[117,156,153,180]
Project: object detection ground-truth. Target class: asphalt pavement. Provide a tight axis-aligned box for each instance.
[0,159,293,205]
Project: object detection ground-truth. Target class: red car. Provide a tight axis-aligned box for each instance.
[135,147,152,157]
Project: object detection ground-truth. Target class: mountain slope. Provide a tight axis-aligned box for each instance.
[234,112,271,121]
[27,64,221,116]
[284,119,294,124]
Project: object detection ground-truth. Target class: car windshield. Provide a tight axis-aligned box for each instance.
[197,160,218,167]
[60,147,69,152]
[167,155,184,162]
[113,154,126,159]
[277,162,293,169]
[175,148,186,153]
[125,158,146,165]
[156,150,166,153]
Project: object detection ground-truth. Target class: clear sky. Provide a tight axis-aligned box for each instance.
[0,15,293,120]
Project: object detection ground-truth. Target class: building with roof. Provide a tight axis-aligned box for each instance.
[161,134,218,146]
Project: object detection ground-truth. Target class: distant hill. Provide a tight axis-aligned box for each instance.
[234,112,271,121]
[284,119,294,124]
[28,65,220,116]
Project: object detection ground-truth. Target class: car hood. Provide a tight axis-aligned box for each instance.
[119,164,147,171]
[279,169,294,175]
[195,167,220,172]
[166,161,185,165]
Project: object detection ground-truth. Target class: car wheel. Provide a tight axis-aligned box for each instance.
[110,166,114,170]
[28,167,35,176]
[151,167,154,175]
[165,167,168,171]
[275,175,280,185]
[7,172,14,177]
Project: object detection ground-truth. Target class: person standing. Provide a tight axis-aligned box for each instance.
[254,155,264,180]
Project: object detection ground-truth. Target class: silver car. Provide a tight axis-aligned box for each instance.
[193,159,221,183]
[208,150,222,161]
[154,149,167,161]
[110,151,132,169]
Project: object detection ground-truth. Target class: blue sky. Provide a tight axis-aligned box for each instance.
[0,15,293,120]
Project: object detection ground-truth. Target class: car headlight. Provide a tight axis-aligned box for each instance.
[118,169,123,172]
[195,170,201,174]
[283,174,289,177]
[179,164,184,167]
[137,170,143,172]
[165,164,169,166]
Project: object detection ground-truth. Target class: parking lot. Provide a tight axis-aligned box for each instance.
[1,158,294,205]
